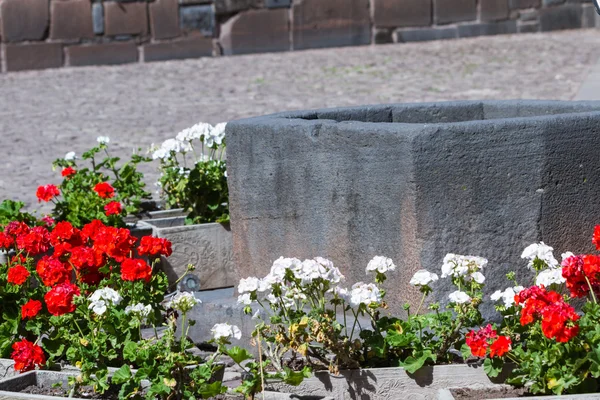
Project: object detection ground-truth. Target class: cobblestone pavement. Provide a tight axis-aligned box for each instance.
[1,30,600,211]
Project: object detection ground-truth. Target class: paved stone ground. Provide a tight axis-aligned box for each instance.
[1,29,600,212]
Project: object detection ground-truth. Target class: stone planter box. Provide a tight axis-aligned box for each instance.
[227,100,600,317]
[138,217,234,291]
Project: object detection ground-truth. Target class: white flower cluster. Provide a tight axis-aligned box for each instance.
[409,269,439,287]
[88,287,122,315]
[535,267,566,287]
[168,292,200,313]
[97,136,110,145]
[448,290,471,304]
[441,253,487,283]
[366,256,396,274]
[348,282,383,307]
[64,151,76,161]
[521,242,559,269]
[490,286,524,308]
[211,323,242,341]
[152,122,227,160]
[125,303,152,318]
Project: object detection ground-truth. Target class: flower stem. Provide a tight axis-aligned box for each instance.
[415,292,426,316]
[586,276,598,304]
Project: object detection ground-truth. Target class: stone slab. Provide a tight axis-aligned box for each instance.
[265,0,292,8]
[220,8,290,55]
[292,0,371,50]
[49,0,95,41]
[142,36,213,62]
[139,218,235,291]
[150,0,180,40]
[226,101,600,318]
[434,0,477,24]
[0,0,48,42]
[3,43,63,72]
[395,26,458,42]
[372,0,432,28]
[539,4,582,31]
[480,0,510,21]
[508,0,541,8]
[104,2,148,36]
[66,42,139,66]
[457,20,517,37]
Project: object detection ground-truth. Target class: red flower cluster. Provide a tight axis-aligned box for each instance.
[466,324,511,358]
[15,226,51,255]
[138,236,173,257]
[11,338,45,372]
[36,184,60,202]
[44,282,80,316]
[515,286,579,342]
[21,299,42,319]
[121,258,152,282]
[7,265,30,285]
[104,201,122,216]
[94,182,115,199]
[61,167,76,177]
[36,255,72,287]
[50,221,84,257]
[594,225,600,251]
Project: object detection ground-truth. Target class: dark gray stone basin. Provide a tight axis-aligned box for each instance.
[226,101,600,314]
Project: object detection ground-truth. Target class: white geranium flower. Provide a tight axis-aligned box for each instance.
[535,268,566,287]
[562,251,574,261]
[64,151,76,160]
[125,303,152,318]
[490,286,524,308]
[238,277,260,293]
[211,323,242,341]
[448,290,471,304]
[97,136,110,145]
[152,148,169,160]
[161,138,192,154]
[88,287,122,315]
[237,293,252,305]
[409,270,439,286]
[330,286,349,300]
[264,257,301,284]
[521,242,559,269]
[168,292,199,313]
[366,256,396,274]
[349,282,382,307]
[441,254,487,279]
[470,271,486,284]
[212,122,226,146]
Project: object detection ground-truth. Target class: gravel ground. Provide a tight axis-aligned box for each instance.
[1,30,599,211]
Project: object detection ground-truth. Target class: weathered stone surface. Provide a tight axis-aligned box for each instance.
[220,9,289,55]
[66,42,138,66]
[372,0,432,28]
[104,2,148,36]
[180,5,215,36]
[480,0,509,21]
[50,0,94,41]
[292,0,371,50]
[227,101,600,317]
[142,36,213,62]
[543,0,565,5]
[518,9,538,21]
[150,0,180,39]
[214,0,260,14]
[457,20,517,37]
[518,20,540,32]
[0,0,48,42]
[582,4,600,28]
[508,0,540,8]
[539,4,582,31]
[92,3,104,35]
[140,218,235,291]
[265,0,291,8]
[434,0,477,24]
[395,26,457,42]
[3,43,62,71]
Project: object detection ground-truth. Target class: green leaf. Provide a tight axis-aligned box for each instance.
[460,343,472,360]
[197,381,227,398]
[123,341,138,362]
[484,357,504,378]
[226,346,253,365]
[111,365,132,385]
[399,350,435,374]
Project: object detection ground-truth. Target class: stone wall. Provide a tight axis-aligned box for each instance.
[0,0,597,72]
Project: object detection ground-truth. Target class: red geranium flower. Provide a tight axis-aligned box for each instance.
[93,226,136,262]
[7,265,29,285]
[61,167,76,177]
[70,246,105,285]
[489,336,511,358]
[50,221,83,257]
[36,184,60,202]
[21,299,42,319]
[594,225,600,251]
[121,258,152,283]
[11,338,45,372]
[562,254,589,298]
[41,215,55,228]
[36,255,71,287]
[44,282,80,316]
[466,324,497,358]
[16,226,50,255]
[0,232,13,249]
[81,219,106,242]
[137,236,172,257]
[93,182,115,199]
[5,221,30,238]
[104,201,122,216]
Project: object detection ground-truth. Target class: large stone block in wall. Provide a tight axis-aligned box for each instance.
[434,0,477,25]
[220,9,289,55]
[0,0,48,42]
[226,101,600,318]
[66,42,139,66]
[3,43,62,71]
[150,0,180,39]
[50,0,95,41]
[292,0,371,50]
[480,0,509,22]
[142,36,213,62]
[508,0,541,8]
[539,4,582,31]
[373,0,432,28]
[104,2,148,36]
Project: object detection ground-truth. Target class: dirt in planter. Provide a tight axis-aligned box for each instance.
[21,384,119,399]
[451,386,529,399]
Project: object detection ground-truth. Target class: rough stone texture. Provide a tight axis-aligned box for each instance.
[142,36,213,61]
[0,0,48,42]
[91,3,104,35]
[434,0,477,24]
[372,0,432,28]
[104,2,148,36]
[395,26,457,42]
[0,31,599,209]
[49,0,94,41]
[508,0,541,8]
[480,0,510,21]
[539,4,582,31]
[220,9,289,55]
[458,20,517,37]
[66,42,138,66]
[150,0,180,40]
[265,0,291,8]
[226,101,600,316]
[518,20,540,32]
[180,5,214,36]
[139,218,235,290]
[292,0,371,50]
[3,43,62,71]
[214,0,260,14]
[582,4,600,28]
